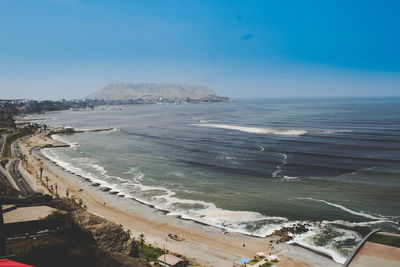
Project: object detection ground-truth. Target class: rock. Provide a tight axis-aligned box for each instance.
[267,223,309,243]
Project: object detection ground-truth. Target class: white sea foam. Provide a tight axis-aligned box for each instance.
[289,228,350,264]
[84,163,107,176]
[123,166,140,175]
[194,123,308,136]
[168,171,185,177]
[339,166,376,177]
[51,134,79,147]
[317,129,352,134]
[194,122,352,136]
[217,154,238,161]
[41,148,117,191]
[272,153,287,178]
[281,176,299,181]
[298,197,384,220]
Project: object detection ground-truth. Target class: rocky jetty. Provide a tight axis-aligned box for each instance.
[268,223,311,243]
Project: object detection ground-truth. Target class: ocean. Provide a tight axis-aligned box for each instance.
[30,97,400,263]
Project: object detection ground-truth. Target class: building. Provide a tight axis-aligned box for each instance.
[157,254,187,267]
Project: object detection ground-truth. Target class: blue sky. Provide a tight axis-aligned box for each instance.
[1,0,399,99]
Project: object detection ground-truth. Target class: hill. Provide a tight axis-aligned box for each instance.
[87,83,229,102]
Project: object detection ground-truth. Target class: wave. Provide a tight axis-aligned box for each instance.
[323,219,391,227]
[281,175,299,181]
[297,197,385,220]
[123,166,141,175]
[193,123,353,136]
[272,153,287,178]
[194,123,308,136]
[289,224,361,264]
[51,134,79,147]
[41,148,118,192]
[338,166,376,178]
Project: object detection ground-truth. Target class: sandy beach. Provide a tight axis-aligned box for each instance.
[17,131,340,267]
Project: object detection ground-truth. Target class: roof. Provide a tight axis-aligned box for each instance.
[235,257,251,264]
[157,254,184,266]
[344,230,400,267]
[0,259,35,267]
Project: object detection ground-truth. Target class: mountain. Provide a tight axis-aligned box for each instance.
[87,83,228,101]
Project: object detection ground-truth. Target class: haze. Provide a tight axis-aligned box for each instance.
[1,0,399,99]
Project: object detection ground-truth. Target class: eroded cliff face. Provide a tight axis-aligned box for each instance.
[49,198,148,266]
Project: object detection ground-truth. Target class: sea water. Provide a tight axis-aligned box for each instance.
[31,97,400,263]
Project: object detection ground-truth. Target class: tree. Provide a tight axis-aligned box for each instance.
[45,176,49,188]
[39,167,43,180]
[139,233,145,258]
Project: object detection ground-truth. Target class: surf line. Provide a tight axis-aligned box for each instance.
[297,197,387,221]
[272,152,288,178]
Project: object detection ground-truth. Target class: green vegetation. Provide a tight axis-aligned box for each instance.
[1,130,30,158]
[260,262,273,267]
[247,258,261,265]
[135,241,164,263]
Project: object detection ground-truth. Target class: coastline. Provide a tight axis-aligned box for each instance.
[18,130,340,267]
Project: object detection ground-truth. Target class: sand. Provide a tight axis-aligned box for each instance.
[17,131,340,267]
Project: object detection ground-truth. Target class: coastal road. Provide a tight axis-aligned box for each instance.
[7,142,35,195]
[8,159,34,195]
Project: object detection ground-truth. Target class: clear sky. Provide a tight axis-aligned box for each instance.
[1,0,399,99]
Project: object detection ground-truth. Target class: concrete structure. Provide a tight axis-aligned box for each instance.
[233,257,251,267]
[344,230,400,267]
[157,254,186,267]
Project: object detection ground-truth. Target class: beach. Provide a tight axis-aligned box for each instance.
[16,130,340,267]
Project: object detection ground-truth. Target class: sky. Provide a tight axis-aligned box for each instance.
[1,0,400,99]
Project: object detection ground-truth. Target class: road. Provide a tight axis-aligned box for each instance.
[0,133,14,188]
[6,142,35,195]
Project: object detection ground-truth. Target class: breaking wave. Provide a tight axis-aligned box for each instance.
[297,197,386,220]
[193,123,351,136]
[194,123,308,136]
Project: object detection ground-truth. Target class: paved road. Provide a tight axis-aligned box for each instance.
[0,134,14,188]
[7,142,35,195]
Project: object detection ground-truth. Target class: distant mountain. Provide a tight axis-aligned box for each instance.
[87,83,228,101]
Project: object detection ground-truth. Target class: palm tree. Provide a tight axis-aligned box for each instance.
[39,167,43,180]
[139,233,145,258]
[45,176,49,188]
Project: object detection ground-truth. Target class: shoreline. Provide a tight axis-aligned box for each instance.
[18,130,340,267]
